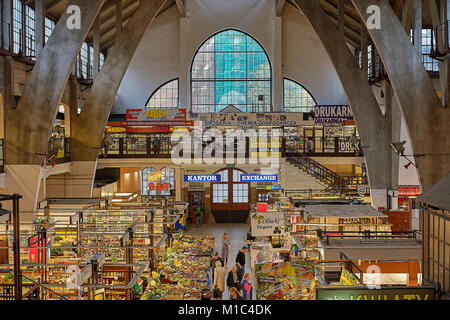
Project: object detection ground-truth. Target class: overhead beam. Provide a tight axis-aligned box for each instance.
[175,0,186,17]
[276,0,286,16]
[45,0,64,11]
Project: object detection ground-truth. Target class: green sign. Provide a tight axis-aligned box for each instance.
[316,286,435,300]
[133,283,142,295]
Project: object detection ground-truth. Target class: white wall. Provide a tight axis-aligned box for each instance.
[112,0,347,114]
[113,6,180,112]
[282,5,347,105]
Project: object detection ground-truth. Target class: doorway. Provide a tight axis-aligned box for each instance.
[189,192,205,225]
[211,168,251,223]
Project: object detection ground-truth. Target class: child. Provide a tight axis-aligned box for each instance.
[241,273,253,300]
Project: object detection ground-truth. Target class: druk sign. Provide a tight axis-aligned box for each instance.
[184,175,221,182]
[314,105,353,126]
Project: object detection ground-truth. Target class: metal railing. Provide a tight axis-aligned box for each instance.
[46,138,70,165]
[103,134,363,159]
[287,156,368,192]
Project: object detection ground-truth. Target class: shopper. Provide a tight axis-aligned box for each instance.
[235,246,247,275]
[227,265,242,294]
[195,203,202,228]
[241,273,253,300]
[221,232,230,264]
[229,287,242,300]
[213,260,227,300]
[211,252,224,282]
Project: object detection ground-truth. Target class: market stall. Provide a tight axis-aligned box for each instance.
[141,232,214,300]
[255,261,316,300]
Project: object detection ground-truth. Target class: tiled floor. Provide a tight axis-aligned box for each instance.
[187,223,254,300]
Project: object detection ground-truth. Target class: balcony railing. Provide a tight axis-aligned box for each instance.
[101,134,363,159]
[46,138,70,165]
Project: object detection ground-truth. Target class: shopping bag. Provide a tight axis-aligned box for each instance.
[213,287,221,298]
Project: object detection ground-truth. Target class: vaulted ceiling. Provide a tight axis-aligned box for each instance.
[27,0,435,53]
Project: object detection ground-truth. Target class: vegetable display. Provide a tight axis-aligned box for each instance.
[255,261,316,300]
[142,232,214,300]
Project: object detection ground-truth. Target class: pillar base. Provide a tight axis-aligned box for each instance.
[370,189,388,210]
[5,165,42,221]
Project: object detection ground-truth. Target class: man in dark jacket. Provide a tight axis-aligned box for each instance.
[235,246,247,275]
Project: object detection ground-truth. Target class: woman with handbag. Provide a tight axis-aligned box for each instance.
[213,260,226,300]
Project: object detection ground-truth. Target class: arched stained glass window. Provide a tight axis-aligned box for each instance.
[191,29,272,113]
[146,79,179,109]
[283,78,317,113]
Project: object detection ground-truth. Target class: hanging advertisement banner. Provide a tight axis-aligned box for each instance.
[251,212,285,237]
[197,112,313,127]
[124,109,192,126]
[314,105,353,126]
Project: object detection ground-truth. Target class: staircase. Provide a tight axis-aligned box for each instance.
[287,156,367,195]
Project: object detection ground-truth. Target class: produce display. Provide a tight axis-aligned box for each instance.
[142,232,214,300]
[255,261,316,300]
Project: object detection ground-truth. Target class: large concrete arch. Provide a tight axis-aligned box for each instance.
[351,0,450,190]
[4,0,105,213]
[291,0,391,207]
[68,0,169,197]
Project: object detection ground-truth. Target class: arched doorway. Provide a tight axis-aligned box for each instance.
[211,168,250,223]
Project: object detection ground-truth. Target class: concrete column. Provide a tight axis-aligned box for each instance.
[291,0,391,203]
[385,82,401,210]
[175,166,181,201]
[352,0,450,191]
[273,16,283,112]
[65,161,98,198]
[361,25,368,79]
[5,0,105,165]
[3,56,14,110]
[413,0,422,55]
[93,17,101,78]
[1,0,12,50]
[4,0,105,215]
[35,0,46,56]
[71,0,168,161]
[68,0,168,197]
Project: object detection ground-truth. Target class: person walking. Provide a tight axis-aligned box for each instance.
[229,287,242,300]
[195,203,202,228]
[235,246,247,275]
[213,260,227,300]
[221,232,230,264]
[210,252,224,283]
[241,273,253,300]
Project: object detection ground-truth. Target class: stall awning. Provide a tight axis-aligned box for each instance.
[418,173,450,211]
[304,204,387,218]
[397,185,422,197]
